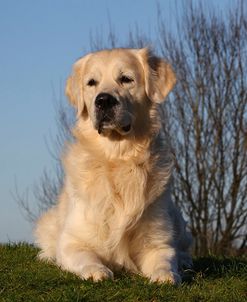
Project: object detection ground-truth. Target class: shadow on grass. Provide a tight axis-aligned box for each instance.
[183,256,247,283]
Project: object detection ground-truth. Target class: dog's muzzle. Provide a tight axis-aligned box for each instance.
[95,93,131,135]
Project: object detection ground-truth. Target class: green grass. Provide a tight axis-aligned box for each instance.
[0,243,246,302]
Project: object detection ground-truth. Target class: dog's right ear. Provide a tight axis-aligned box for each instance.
[65,54,91,117]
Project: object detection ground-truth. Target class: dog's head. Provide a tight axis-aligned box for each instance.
[66,48,176,137]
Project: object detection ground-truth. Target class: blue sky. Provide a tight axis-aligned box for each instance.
[0,0,234,243]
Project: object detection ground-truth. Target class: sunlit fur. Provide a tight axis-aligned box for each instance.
[35,48,192,284]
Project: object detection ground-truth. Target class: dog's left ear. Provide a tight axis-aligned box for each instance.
[137,48,176,103]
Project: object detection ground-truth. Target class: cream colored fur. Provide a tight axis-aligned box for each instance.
[35,48,192,284]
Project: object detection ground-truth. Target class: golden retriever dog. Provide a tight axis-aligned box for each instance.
[35,48,192,284]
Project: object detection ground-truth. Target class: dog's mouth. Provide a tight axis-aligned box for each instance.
[121,124,131,133]
[97,118,132,135]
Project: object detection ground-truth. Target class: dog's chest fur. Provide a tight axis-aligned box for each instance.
[66,144,149,210]
[63,143,156,253]
[63,137,172,247]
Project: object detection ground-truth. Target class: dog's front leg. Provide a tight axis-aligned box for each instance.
[56,234,113,281]
[133,215,182,284]
[137,246,181,284]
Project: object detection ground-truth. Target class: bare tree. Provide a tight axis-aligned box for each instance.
[17,1,247,256]
[159,2,247,256]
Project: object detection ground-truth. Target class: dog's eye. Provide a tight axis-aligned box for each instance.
[87,79,97,87]
[119,75,134,84]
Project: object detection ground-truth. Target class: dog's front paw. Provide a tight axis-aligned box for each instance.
[80,264,114,281]
[149,268,181,284]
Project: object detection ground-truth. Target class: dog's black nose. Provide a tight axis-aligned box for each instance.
[95,93,119,110]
